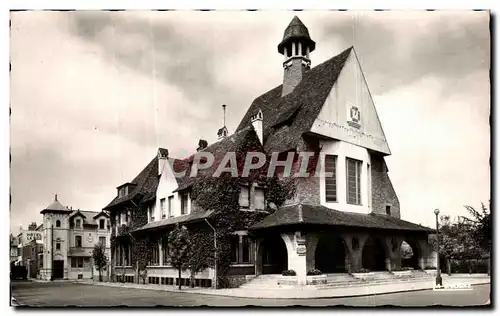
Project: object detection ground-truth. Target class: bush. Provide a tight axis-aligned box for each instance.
[282,269,296,276]
[307,269,322,276]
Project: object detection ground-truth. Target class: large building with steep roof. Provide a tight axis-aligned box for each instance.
[104,16,434,288]
[39,195,111,280]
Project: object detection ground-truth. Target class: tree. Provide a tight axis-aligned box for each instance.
[463,202,491,253]
[168,224,192,290]
[431,214,484,274]
[92,243,108,282]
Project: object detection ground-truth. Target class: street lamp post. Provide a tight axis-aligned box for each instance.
[434,209,443,287]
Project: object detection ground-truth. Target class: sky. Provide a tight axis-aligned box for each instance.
[10,10,490,233]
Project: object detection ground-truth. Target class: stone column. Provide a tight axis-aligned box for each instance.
[417,239,429,270]
[342,233,368,272]
[254,238,263,276]
[281,232,309,285]
[305,233,319,272]
[384,236,403,271]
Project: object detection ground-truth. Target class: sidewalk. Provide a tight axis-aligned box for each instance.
[77,275,490,299]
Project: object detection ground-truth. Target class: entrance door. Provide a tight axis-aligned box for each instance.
[53,260,64,279]
[261,237,288,274]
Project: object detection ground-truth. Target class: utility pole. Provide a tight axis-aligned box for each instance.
[434,209,442,286]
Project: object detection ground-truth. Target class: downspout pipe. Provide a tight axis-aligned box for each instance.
[204,219,217,289]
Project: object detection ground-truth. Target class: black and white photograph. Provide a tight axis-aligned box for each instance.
[9,9,491,307]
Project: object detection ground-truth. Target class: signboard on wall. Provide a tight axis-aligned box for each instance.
[21,231,42,245]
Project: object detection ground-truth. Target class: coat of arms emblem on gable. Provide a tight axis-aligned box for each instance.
[347,104,361,129]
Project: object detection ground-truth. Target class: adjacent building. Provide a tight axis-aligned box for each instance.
[10,233,19,264]
[39,195,111,280]
[105,16,434,287]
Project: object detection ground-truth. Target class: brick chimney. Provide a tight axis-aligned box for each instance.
[158,148,169,176]
[197,139,208,151]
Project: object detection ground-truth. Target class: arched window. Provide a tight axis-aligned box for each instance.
[56,220,61,228]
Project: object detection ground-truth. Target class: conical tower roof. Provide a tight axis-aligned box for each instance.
[278,16,316,54]
[40,194,71,214]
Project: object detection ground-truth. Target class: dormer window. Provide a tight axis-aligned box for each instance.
[75,219,81,229]
[117,183,136,198]
[118,186,128,197]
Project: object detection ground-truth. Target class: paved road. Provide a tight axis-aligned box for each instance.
[11,281,491,307]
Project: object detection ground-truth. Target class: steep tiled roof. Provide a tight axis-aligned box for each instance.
[40,195,72,214]
[236,47,353,153]
[69,210,101,226]
[104,156,158,210]
[251,203,433,232]
[132,209,215,233]
[104,152,190,209]
[173,126,263,192]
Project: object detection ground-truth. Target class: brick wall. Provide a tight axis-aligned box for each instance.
[370,154,400,218]
[282,58,307,96]
[292,136,321,205]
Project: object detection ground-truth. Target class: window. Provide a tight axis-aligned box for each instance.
[56,242,61,250]
[325,155,337,202]
[162,236,169,265]
[253,187,265,210]
[121,213,126,225]
[118,186,128,197]
[230,235,251,264]
[150,243,160,266]
[230,236,239,263]
[346,158,362,205]
[386,205,391,216]
[241,236,250,263]
[180,194,189,215]
[116,247,122,266]
[160,198,166,219]
[99,219,105,230]
[75,236,82,248]
[75,219,81,229]
[71,257,84,268]
[168,196,174,218]
[148,206,155,222]
[124,245,130,266]
[239,186,250,208]
[55,220,61,228]
[99,236,106,246]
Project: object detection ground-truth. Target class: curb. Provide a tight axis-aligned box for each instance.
[76,280,490,300]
